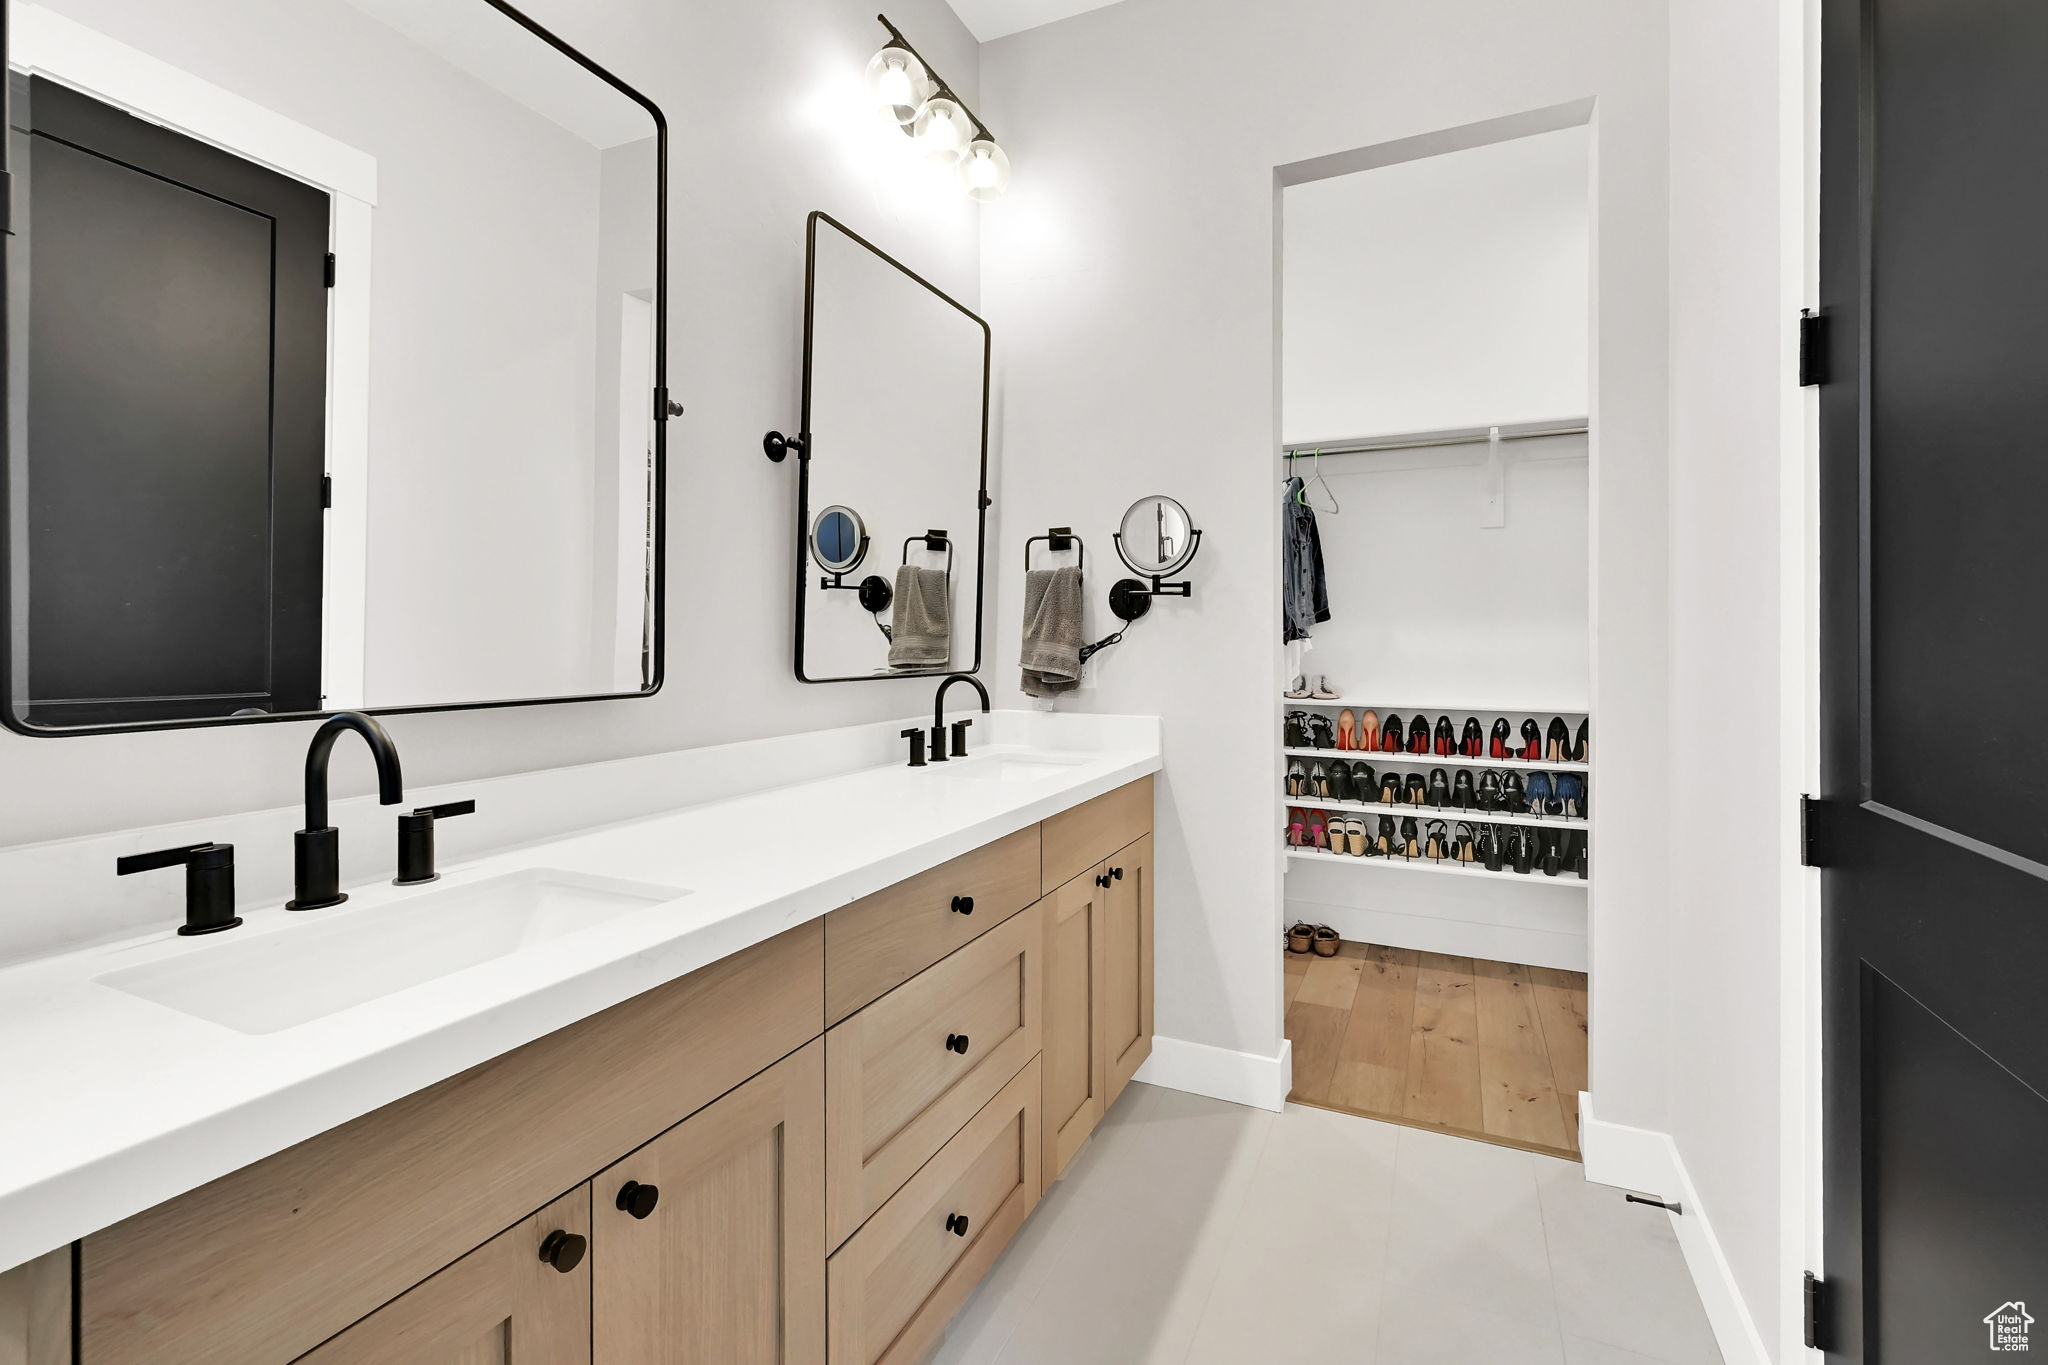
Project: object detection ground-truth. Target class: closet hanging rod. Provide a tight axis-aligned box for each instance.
[1281,416,1589,459]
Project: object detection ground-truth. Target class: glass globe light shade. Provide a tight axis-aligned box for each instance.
[865,47,931,126]
[958,139,1010,200]
[910,97,970,165]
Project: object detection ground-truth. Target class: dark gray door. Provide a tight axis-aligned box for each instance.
[1819,0,2048,1359]
[13,75,329,725]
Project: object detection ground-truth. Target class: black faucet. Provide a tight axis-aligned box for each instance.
[289,712,404,910]
[929,673,990,761]
[117,842,241,936]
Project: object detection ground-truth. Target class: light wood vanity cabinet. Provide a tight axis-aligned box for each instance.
[12,776,1153,1365]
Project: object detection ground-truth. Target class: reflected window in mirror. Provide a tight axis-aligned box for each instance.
[1117,496,1199,577]
[2,0,667,732]
[793,213,989,682]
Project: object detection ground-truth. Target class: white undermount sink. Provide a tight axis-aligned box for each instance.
[95,868,689,1035]
[945,753,1089,783]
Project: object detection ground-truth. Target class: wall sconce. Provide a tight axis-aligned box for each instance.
[869,14,1009,200]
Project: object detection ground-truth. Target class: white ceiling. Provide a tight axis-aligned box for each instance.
[942,0,1128,42]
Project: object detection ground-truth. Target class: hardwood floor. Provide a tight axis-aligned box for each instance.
[1283,941,1588,1160]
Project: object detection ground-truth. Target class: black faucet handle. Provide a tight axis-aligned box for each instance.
[899,728,928,768]
[949,718,974,757]
[118,842,241,936]
[395,799,476,887]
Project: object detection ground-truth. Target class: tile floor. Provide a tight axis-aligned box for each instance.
[930,1083,1723,1365]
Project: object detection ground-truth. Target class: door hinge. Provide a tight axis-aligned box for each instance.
[323,252,336,288]
[1798,308,1828,386]
[1804,1271,1829,1351]
[321,474,332,509]
[1800,795,1830,868]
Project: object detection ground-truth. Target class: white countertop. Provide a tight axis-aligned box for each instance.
[0,717,1159,1271]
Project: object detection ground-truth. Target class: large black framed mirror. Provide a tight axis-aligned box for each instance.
[0,0,668,734]
[781,211,989,683]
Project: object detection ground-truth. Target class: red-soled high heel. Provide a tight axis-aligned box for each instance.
[1359,709,1381,753]
[1336,709,1357,751]
[1490,718,1511,759]
[1382,714,1407,754]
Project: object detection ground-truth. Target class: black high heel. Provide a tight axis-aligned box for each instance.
[1424,819,1449,861]
[1519,718,1542,760]
[1286,760,1307,797]
[1400,816,1421,859]
[1508,827,1534,874]
[1461,717,1484,757]
[1376,815,1396,856]
[1286,712,1309,748]
[1573,833,1590,878]
[1379,771,1402,804]
[1501,772,1526,813]
[1574,719,1590,762]
[1540,829,1564,877]
[1453,821,1477,862]
[1427,768,1451,809]
[1350,762,1377,801]
[1452,770,1477,810]
[1326,763,1351,803]
[1489,717,1512,758]
[1478,824,1504,871]
[1381,714,1407,754]
[1433,715,1456,757]
[1477,770,1503,812]
[1408,718,1431,755]
[1403,773,1427,806]
[1546,716,1570,762]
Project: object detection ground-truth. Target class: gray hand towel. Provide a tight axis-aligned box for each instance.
[1020,566,1084,698]
[887,565,952,669]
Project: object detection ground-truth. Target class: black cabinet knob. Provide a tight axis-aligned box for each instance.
[538,1229,587,1273]
[1095,872,1110,888]
[945,1212,971,1237]
[951,895,974,915]
[1110,866,1124,881]
[616,1181,660,1219]
[946,1032,971,1055]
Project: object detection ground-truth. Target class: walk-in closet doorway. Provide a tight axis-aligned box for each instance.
[1273,107,1596,1159]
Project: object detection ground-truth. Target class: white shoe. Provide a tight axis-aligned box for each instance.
[1284,674,1311,698]
[1310,676,1341,700]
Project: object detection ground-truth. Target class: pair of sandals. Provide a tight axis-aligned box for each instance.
[1286,921,1341,956]
[1285,710,1338,749]
[1284,676,1342,700]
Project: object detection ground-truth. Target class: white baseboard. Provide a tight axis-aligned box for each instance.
[1134,1035,1292,1112]
[1579,1095,1773,1365]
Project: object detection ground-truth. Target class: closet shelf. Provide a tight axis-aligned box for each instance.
[1282,747,1589,774]
[1284,846,1592,887]
[1280,696,1589,718]
[1279,797,1591,832]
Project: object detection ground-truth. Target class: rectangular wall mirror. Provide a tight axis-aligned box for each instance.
[1,0,667,733]
[793,211,989,683]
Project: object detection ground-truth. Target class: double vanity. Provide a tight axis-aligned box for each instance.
[0,712,1161,1364]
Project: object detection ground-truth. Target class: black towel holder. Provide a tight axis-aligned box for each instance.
[1023,526,1084,574]
[901,530,954,576]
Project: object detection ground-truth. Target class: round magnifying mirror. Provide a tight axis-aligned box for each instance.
[1117,495,1197,576]
[809,505,867,574]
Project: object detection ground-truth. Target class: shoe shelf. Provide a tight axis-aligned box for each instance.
[1277,797,1592,832]
[1280,696,1589,718]
[1282,746,1589,774]
[1285,846,1592,887]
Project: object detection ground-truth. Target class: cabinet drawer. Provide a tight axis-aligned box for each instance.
[827,1059,1041,1365]
[826,903,1042,1248]
[826,825,1041,1025]
[1040,776,1153,893]
[79,922,823,1365]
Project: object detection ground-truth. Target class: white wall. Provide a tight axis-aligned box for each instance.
[0,0,983,847]
[979,0,1671,1129]
[1664,0,1813,1357]
[1282,125,1591,442]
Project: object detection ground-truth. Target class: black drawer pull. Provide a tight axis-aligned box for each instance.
[951,895,974,915]
[616,1181,660,1219]
[945,1212,971,1236]
[946,1032,971,1054]
[1094,872,1110,888]
[1109,866,1124,881]
[539,1229,587,1273]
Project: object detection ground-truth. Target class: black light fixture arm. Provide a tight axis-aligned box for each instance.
[875,13,996,143]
